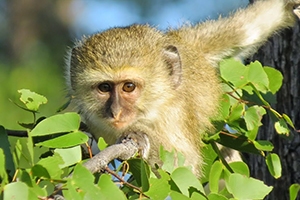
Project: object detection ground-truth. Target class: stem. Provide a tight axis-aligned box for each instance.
[210,141,234,173]
[105,166,150,199]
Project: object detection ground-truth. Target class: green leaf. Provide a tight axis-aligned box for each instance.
[244,106,266,131]
[227,103,244,122]
[247,61,269,93]
[31,164,51,179]
[274,118,290,135]
[264,67,283,94]
[226,173,273,199]
[54,146,82,168]
[191,192,207,200]
[63,181,82,200]
[201,144,218,184]
[247,126,259,141]
[229,161,250,177]
[127,159,150,189]
[248,82,271,107]
[289,183,300,200]
[37,153,64,179]
[171,167,204,196]
[14,137,34,168]
[266,153,282,179]
[97,137,108,151]
[160,146,176,173]
[98,174,127,200]
[30,113,81,136]
[220,94,230,118]
[208,193,228,200]
[0,149,8,188]
[71,163,104,199]
[38,180,55,197]
[209,161,223,193]
[253,140,274,151]
[145,170,171,199]
[140,158,150,192]
[217,133,260,155]
[169,191,191,200]
[0,126,15,177]
[283,114,295,130]
[18,89,47,112]
[35,131,88,148]
[220,58,248,88]
[4,182,29,200]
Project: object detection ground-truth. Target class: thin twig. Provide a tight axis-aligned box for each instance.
[105,166,150,199]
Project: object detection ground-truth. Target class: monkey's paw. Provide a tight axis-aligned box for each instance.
[117,131,150,159]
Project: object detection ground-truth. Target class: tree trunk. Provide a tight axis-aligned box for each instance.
[245,19,300,200]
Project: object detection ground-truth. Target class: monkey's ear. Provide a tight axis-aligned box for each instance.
[70,47,80,69]
[69,47,82,90]
[163,45,182,89]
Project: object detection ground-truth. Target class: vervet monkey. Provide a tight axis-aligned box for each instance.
[66,0,300,176]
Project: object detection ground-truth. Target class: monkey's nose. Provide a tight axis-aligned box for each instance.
[111,108,122,121]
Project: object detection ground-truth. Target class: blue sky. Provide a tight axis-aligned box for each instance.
[70,0,248,35]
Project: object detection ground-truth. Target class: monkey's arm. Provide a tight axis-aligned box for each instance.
[171,0,299,63]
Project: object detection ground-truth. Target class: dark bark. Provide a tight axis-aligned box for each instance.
[245,19,300,200]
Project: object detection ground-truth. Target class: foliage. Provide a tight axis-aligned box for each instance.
[0,59,299,200]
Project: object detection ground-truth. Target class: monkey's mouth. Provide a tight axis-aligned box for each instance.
[111,120,129,129]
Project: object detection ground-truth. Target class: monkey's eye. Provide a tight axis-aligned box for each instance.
[122,82,136,92]
[98,82,112,92]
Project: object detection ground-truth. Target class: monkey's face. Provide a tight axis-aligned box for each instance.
[94,76,144,129]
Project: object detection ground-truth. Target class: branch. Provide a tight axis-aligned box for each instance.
[82,139,139,174]
[5,129,28,137]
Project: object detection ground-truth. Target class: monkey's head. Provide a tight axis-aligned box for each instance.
[66,24,182,143]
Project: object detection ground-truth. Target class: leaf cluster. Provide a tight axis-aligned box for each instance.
[0,59,299,200]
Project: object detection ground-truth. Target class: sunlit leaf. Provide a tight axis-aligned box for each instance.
[98,174,127,200]
[266,153,282,179]
[253,140,274,151]
[289,183,300,200]
[18,89,47,112]
[4,182,29,200]
[35,131,88,148]
[264,67,283,94]
[160,147,176,173]
[274,118,290,135]
[37,153,64,179]
[169,191,190,200]
[227,103,244,122]
[282,114,295,130]
[244,106,266,130]
[247,61,269,93]
[209,161,223,193]
[30,113,81,136]
[55,146,82,168]
[201,144,218,184]
[98,137,108,151]
[229,161,250,177]
[171,167,204,196]
[72,163,104,199]
[220,94,230,118]
[191,192,207,200]
[145,170,171,199]
[226,173,273,199]
[208,193,228,200]
[220,58,248,88]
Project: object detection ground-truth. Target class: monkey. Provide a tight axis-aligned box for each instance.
[66,0,300,177]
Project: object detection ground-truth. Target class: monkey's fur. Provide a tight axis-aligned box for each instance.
[66,0,300,176]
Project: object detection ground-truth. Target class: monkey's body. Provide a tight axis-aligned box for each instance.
[67,0,299,176]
